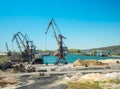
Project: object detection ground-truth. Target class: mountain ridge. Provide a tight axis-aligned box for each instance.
[89,45,120,53]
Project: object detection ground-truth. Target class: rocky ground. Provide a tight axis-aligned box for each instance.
[64,72,120,89]
[0,59,120,89]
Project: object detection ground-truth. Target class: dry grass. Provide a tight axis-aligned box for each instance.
[67,82,103,89]
[67,79,120,89]
[0,56,7,65]
[108,79,120,84]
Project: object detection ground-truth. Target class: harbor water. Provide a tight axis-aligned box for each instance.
[43,54,120,64]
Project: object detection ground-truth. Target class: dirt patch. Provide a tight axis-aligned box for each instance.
[73,59,108,67]
[0,77,18,88]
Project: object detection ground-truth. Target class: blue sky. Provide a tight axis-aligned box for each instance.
[0,0,120,52]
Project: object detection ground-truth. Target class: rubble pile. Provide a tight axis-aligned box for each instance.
[64,73,107,83]
[65,72,120,83]
[64,72,120,89]
[105,72,120,79]
[64,72,82,82]
[79,73,107,83]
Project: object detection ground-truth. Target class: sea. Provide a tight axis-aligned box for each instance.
[43,54,120,64]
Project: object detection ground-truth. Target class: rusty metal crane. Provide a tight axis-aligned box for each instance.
[25,34,36,54]
[6,42,9,53]
[12,33,23,53]
[12,32,43,64]
[5,42,11,56]
[45,18,68,65]
[12,32,30,61]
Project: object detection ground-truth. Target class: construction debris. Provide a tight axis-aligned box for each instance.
[14,64,36,73]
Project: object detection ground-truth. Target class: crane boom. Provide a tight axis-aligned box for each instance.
[25,34,31,41]
[12,32,28,50]
[12,33,17,42]
[17,32,26,49]
[15,37,22,53]
[12,34,22,52]
[5,42,9,52]
[45,19,60,46]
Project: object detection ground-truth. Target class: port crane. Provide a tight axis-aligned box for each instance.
[12,33,23,53]
[5,42,11,56]
[45,18,68,64]
[12,32,31,61]
[24,34,36,54]
[12,32,43,64]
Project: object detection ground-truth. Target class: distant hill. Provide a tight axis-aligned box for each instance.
[90,45,120,53]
